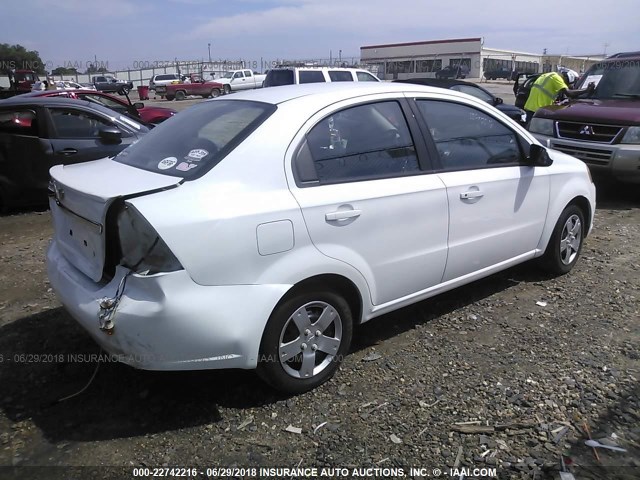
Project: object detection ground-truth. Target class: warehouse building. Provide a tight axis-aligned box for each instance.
[360,37,546,80]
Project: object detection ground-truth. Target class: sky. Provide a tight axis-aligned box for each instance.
[1,0,637,72]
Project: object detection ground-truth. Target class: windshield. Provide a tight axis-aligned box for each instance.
[114,100,276,180]
[221,72,234,79]
[577,60,640,99]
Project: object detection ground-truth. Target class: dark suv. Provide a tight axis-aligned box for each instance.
[528,53,640,184]
[435,65,469,79]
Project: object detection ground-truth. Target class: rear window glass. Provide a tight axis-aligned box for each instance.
[114,100,276,180]
[264,69,294,87]
[299,71,326,84]
[328,71,353,82]
[156,74,178,81]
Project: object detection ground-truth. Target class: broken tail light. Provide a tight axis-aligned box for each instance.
[116,203,183,275]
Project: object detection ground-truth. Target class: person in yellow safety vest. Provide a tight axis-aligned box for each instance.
[524,71,595,125]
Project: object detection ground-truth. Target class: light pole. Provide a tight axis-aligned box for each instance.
[208,43,211,63]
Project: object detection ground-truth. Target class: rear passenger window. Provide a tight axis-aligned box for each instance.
[50,108,125,139]
[299,71,325,84]
[356,71,379,82]
[328,71,353,82]
[416,100,522,170]
[0,109,39,137]
[297,101,419,185]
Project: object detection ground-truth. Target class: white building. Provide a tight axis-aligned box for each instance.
[360,37,542,80]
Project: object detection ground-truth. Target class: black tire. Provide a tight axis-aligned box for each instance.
[165,95,174,101]
[223,84,231,95]
[210,88,220,98]
[257,290,353,394]
[175,90,186,101]
[540,204,585,275]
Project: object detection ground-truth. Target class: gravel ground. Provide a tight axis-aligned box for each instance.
[0,176,638,479]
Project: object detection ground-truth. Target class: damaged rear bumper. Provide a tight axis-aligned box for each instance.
[47,241,291,370]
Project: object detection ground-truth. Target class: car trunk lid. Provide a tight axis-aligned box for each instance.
[49,158,182,282]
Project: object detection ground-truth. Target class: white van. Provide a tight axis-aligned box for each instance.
[264,67,380,87]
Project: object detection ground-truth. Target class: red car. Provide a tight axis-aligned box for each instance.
[17,89,176,125]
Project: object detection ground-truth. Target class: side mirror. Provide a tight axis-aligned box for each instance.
[133,102,144,109]
[527,144,553,167]
[494,97,504,105]
[99,126,122,144]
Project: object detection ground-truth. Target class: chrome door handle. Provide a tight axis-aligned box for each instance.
[325,209,362,221]
[460,190,484,199]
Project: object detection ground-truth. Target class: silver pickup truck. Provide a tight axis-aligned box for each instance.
[214,69,266,94]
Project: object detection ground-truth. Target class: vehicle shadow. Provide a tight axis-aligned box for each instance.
[594,179,639,210]
[0,264,542,443]
[350,261,546,353]
[0,308,282,443]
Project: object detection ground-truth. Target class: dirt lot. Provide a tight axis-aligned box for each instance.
[0,105,639,479]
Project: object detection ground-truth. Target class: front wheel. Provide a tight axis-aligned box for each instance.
[210,88,220,98]
[257,291,353,394]
[541,204,585,275]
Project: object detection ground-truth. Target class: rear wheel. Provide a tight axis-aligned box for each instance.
[257,290,352,394]
[223,84,231,95]
[165,95,174,101]
[175,90,186,101]
[541,204,585,275]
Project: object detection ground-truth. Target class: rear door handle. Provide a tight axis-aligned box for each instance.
[59,148,78,156]
[460,190,484,200]
[325,209,362,221]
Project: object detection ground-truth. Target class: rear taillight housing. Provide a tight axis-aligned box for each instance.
[116,203,183,274]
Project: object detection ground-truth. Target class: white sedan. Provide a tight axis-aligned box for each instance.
[47,82,595,393]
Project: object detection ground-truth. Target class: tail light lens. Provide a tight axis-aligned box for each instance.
[116,203,183,274]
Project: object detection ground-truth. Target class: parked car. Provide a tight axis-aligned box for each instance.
[46,83,595,393]
[0,96,148,211]
[214,69,266,94]
[149,73,181,91]
[159,74,224,100]
[484,68,515,80]
[92,75,134,94]
[435,65,469,79]
[394,78,526,124]
[529,52,640,184]
[57,80,96,91]
[20,89,177,125]
[0,69,40,99]
[264,67,380,87]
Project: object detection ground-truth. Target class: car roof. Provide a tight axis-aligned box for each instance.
[394,78,479,88]
[0,95,129,116]
[606,51,640,59]
[17,89,121,99]
[213,81,472,106]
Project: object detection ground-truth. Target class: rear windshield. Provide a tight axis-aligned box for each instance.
[264,69,294,87]
[156,74,178,81]
[577,60,640,99]
[114,100,276,180]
